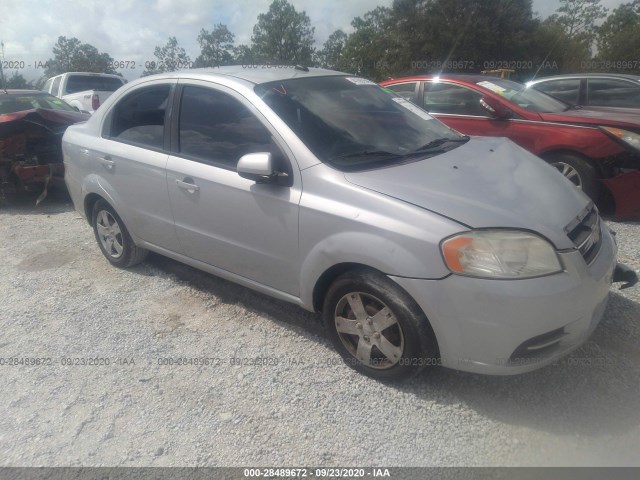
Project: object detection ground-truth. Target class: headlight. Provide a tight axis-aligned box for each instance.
[441,230,562,279]
[601,127,640,153]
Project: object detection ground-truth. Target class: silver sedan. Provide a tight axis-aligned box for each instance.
[62,67,636,380]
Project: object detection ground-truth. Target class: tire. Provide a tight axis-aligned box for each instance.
[322,269,439,381]
[91,199,148,268]
[544,153,600,202]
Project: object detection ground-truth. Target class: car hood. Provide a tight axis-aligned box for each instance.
[539,108,640,131]
[344,137,590,249]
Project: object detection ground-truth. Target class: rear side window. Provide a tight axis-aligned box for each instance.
[43,78,53,94]
[109,85,171,149]
[587,78,640,108]
[64,75,125,94]
[423,82,485,116]
[534,79,580,105]
[178,86,276,169]
[51,77,62,97]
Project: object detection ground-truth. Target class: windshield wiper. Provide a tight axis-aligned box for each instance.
[335,150,400,160]
[409,136,470,154]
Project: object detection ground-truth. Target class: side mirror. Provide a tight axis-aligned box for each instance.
[237,152,276,183]
[479,96,511,119]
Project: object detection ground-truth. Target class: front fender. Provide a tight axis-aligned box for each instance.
[298,231,449,310]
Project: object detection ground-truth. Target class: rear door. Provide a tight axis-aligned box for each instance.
[166,81,301,295]
[87,79,182,252]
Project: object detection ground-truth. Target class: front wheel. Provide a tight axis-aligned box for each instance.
[323,269,439,381]
[91,199,148,268]
[544,153,600,201]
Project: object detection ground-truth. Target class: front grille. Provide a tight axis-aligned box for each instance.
[565,205,602,265]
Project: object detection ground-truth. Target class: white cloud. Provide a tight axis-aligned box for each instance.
[0,0,627,82]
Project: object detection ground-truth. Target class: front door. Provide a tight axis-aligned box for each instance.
[166,82,301,295]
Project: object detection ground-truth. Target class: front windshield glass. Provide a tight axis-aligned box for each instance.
[0,93,76,114]
[255,76,467,171]
[476,78,568,113]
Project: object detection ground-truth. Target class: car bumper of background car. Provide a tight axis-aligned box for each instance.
[390,224,618,375]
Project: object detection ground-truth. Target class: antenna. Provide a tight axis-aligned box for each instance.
[0,41,7,93]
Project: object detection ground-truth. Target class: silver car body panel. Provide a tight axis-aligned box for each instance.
[63,67,618,375]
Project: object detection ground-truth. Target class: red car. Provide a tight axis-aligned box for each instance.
[380,75,640,219]
[0,89,89,204]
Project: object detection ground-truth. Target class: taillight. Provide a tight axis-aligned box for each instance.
[91,93,100,111]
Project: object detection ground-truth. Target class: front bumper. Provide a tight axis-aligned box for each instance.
[391,223,619,375]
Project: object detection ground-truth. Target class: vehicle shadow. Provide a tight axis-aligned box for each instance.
[140,253,640,437]
[0,184,75,216]
[142,252,325,338]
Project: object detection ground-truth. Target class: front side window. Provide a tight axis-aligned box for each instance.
[423,82,486,116]
[109,85,170,149]
[255,76,466,172]
[478,78,568,113]
[587,78,640,108]
[384,82,418,101]
[533,79,581,105]
[178,86,277,169]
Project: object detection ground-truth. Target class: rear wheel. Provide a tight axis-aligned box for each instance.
[323,269,438,381]
[544,153,600,201]
[91,199,148,268]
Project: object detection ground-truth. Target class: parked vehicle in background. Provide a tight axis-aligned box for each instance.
[526,73,640,114]
[42,72,126,114]
[63,67,636,380]
[0,89,89,203]
[381,75,640,219]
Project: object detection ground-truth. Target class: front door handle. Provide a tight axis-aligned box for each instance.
[98,156,115,170]
[176,178,200,193]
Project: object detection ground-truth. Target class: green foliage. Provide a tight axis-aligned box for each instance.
[4,71,31,89]
[45,36,117,77]
[142,37,192,76]
[340,6,394,79]
[251,0,315,65]
[554,0,608,37]
[194,25,235,68]
[314,30,348,70]
[596,1,640,69]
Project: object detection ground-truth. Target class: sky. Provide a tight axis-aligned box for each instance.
[0,0,629,82]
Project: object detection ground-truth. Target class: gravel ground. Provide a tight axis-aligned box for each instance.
[0,188,639,467]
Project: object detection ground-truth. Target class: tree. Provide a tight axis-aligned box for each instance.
[553,0,608,37]
[44,36,117,77]
[314,30,348,70]
[530,17,591,75]
[251,0,315,65]
[340,6,394,79]
[194,25,235,68]
[596,1,640,70]
[5,71,30,89]
[232,44,254,65]
[142,37,192,76]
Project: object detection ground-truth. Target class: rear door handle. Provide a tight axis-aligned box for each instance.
[98,155,115,170]
[176,178,200,193]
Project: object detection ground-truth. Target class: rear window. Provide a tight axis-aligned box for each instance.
[64,75,125,95]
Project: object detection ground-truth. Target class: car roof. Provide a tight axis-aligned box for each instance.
[144,66,349,85]
[529,73,640,83]
[384,74,511,84]
[0,89,47,95]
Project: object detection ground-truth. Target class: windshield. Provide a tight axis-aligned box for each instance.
[0,93,76,114]
[255,76,466,171]
[475,78,568,113]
